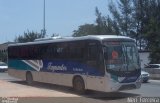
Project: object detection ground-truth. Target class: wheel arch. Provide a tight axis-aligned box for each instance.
[72,75,86,89]
[26,71,32,80]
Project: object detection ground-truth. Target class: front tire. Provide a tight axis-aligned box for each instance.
[73,77,85,94]
[26,72,33,85]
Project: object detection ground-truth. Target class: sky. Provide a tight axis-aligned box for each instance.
[0,0,110,43]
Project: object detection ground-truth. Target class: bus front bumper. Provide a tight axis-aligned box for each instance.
[108,77,141,92]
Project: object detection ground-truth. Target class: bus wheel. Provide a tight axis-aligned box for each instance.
[26,72,33,85]
[73,77,85,94]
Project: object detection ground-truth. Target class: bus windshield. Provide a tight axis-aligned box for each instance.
[103,42,140,72]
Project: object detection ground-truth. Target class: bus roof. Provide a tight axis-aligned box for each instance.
[9,35,134,47]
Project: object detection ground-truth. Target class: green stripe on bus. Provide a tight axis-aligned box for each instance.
[8,60,35,71]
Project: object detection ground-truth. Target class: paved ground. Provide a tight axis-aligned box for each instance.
[0,80,80,97]
[0,72,160,103]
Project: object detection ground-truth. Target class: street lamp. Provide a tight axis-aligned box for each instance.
[42,0,46,36]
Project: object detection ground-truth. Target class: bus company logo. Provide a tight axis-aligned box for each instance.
[47,62,67,72]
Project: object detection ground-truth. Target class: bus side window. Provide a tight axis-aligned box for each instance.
[68,41,85,62]
[87,42,98,68]
[86,42,105,75]
[97,46,105,75]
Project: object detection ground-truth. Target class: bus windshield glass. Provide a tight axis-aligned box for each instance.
[103,41,140,72]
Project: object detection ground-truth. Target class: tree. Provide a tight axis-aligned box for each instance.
[109,0,134,36]
[108,0,160,63]
[129,0,160,63]
[95,7,105,34]
[15,30,45,43]
[95,7,117,35]
[0,51,7,62]
[72,24,97,37]
[132,0,150,49]
[108,0,155,49]
[142,0,160,63]
[72,8,117,37]
[73,0,160,63]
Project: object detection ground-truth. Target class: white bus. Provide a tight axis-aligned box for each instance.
[8,35,141,94]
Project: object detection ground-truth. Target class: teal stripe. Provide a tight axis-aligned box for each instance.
[8,59,35,71]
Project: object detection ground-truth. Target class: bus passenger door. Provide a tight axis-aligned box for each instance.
[85,41,105,91]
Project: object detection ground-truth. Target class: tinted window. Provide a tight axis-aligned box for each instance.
[87,42,98,61]
[86,41,99,67]
[68,41,85,61]
[8,41,86,61]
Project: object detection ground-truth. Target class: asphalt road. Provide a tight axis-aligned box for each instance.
[0,72,160,103]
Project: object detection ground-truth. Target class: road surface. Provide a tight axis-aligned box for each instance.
[0,72,160,103]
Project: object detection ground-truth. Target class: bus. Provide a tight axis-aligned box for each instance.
[8,35,141,93]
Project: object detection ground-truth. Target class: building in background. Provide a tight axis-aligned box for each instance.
[0,42,14,62]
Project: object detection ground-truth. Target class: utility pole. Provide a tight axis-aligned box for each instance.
[41,0,46,36]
